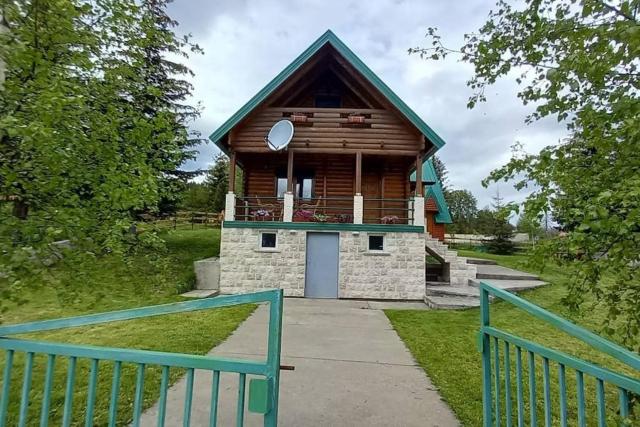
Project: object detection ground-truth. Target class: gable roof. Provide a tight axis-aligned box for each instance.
[208,30,446,156]
[410,159,452,224]
[426,181,453,224]
[409,157,438,185]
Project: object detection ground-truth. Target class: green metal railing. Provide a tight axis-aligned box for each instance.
[0,289,284,427]
[479,281,640,426]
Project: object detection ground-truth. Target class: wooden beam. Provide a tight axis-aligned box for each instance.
[415,154,423,196]
[229,151,237,192]
[287,149,294,193]
[328,64,375,108]
[355,151,362,194]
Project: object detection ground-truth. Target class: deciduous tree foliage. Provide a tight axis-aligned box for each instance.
[445,189,478,233]
[0,0,200,303]
[412,0,640,346]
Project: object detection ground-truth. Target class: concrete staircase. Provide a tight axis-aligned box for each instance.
[424,234,477,287]
[424,258,547,309]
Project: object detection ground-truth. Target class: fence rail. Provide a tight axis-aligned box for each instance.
[479,282,639,427]
[0,290,284,427]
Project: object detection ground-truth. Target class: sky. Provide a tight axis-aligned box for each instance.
[168,0,568,209]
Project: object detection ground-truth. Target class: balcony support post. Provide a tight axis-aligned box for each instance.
[413,196,425,227]
[353,195,363,224]
[283,193,294,222]
[225,192,235,221]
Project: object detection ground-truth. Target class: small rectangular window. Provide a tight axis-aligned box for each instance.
[368,235,384,251]
[261,232,277,249]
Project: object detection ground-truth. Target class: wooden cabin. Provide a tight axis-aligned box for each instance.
[210,30,461,300]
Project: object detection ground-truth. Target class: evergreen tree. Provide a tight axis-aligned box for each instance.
[431,155,448,191]
[205,154,230,213]
[134,0,203,214]
[484,189,515,254]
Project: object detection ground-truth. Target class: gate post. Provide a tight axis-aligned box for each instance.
[480,285,493,427]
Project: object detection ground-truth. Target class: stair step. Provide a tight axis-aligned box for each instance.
[476,272,540,281]
[425,285,480,298]
[424,295,480,309]
[466,258,498,265]
[469,279,547,292]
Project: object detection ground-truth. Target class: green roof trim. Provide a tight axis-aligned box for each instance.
[208,30,446,155]
[409,158,438,184]
[426,181,452,224]
[409,159,452,224]
[223,221,425,233]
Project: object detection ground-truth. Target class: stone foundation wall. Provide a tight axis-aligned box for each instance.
[338,231,425,300]
[219,226,425,300]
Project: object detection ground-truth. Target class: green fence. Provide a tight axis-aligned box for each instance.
[479,282,639,426]
[0,289,283,427]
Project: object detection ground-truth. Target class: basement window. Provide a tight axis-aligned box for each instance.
[368,234,384,252]
[260,232,277,249]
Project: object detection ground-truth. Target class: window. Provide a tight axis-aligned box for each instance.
[276,176,314,199]
[297,178,313,200]
[368,235,384,251]
[314,95,341,108]
[261,232,277,249]
[276,178,287,198]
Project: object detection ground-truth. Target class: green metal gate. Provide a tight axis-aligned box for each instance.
[0,289,284,427]
[479,281,639,426]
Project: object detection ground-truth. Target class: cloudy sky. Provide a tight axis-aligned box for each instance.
[168,0,567,209]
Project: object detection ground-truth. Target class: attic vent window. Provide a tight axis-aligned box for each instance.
[314,95,341,108]
[290,113,308,123]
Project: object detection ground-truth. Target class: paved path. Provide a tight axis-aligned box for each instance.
[140,298,458,426]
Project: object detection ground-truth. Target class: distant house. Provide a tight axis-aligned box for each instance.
[209,30,472,300]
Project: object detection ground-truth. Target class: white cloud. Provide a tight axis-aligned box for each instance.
[170,0,568,208]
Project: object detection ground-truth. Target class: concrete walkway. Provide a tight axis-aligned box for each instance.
[140,298,458,426]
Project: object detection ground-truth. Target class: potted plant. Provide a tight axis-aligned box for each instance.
[334,213,352,223]
[381,215,399,224]
[252,209,272,221]
[312,213,328,223]
[293,209,314,222]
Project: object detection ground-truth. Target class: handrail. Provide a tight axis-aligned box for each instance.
[0,290,278,336]
[483,327,640,393]
[0,338,268,376]
[479,282,640,371]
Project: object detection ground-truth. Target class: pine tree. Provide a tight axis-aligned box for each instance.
[485,188,516,254]
[135,0,203,214]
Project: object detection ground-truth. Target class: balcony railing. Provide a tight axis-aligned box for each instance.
[231,195,416,225]
[234,196,283,222]
[293,197,354,223]
[363,198,413,225]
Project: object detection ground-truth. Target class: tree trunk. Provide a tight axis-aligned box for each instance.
[12,200,29,219]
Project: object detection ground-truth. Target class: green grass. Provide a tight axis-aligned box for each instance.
[386,250,638,426]
[0,228,256,426]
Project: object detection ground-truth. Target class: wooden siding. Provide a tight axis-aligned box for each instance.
[427,213,446,241]
[232,107,422,156]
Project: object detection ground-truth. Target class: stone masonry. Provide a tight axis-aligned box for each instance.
[219,226,425,300]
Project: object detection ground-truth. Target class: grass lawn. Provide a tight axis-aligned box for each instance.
[386,250,638,426]
[0,228,255,426]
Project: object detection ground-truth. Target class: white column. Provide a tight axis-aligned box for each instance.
[224,192,236,221]
[353,194,363,224]
[412,196,425,227]
[283,192,294,222]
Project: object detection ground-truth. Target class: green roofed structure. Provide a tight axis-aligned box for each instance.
[208,29,476,301]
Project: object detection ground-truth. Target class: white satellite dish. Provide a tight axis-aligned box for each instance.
[265,120,294,151]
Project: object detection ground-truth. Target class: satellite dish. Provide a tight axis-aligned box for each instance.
[265,120,294,151]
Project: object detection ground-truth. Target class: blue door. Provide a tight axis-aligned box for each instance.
[305,232,339,298]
